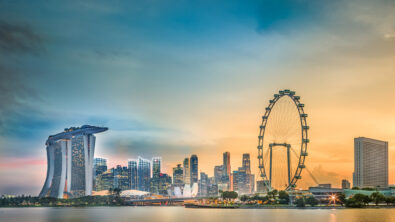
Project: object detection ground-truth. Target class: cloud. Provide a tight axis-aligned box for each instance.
[384,33,395,39]
[0,20,44,54]
[297,165,347,188]
[0,20,47,137]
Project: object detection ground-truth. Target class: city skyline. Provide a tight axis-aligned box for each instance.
[1,0,395,195]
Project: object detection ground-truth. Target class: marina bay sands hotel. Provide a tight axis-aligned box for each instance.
[39,125,108,199]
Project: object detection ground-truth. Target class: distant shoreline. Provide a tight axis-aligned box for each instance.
[4,205,395,209]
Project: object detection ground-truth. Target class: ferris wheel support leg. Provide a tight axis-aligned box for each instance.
[269,146,273,189]
[287,145,291,186]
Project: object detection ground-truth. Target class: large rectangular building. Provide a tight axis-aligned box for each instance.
[353,137,388,188]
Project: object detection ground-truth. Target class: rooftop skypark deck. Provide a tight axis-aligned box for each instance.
[46,125,108,144]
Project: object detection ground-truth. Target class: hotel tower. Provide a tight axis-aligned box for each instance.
[353,137,388,188]
[39,125,108,198]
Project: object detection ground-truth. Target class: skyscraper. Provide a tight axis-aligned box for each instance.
[150,157,161,193]
[214,165,224,184]
[241,153,254,193]
[199,172,208,196]
[158,173,172,195]
[137,157,151,192]
[39,125,108,198]
[223,152,231,188]
[93,158,107,191]
[353,137,388,188]
[94,158,108,176]
[95,170,114,191]
[342,179,351,189]
[183,158,191,185]
[128,159,138,190]
[190,155,198,184]
[152,157,161,178]
[113,165,130,190]
[173,164,184,186]
[242,153,251,174]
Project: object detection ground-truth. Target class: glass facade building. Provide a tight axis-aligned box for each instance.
[223,152,231,188]
[113,165,130,191]
[150,157,161,193]
[95,170,114,191]
[199,172,208,196]
[93,158,107,191]
[190,155,198,185]
[183,158,190,185]
[137,157,151,192]
[128,160,138,190]
[173,164,184,186]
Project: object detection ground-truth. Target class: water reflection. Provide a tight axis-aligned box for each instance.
[0,207,394,222]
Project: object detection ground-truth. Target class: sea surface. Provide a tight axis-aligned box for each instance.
[1,207,395,222]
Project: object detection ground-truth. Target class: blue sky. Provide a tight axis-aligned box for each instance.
[1,0,395,195]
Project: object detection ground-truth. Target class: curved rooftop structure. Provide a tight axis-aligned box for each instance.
[47,125,108,145]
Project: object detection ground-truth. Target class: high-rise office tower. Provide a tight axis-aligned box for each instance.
[94,158,108,176]
[190,155,198,184]
[353,137,388,188]
[183,158,191,185]
[128,160,138,190]
[249,174,255,193]
[150,157,161,193]
[113,165,130,190]
[214,165,224,184]
[158,173,172,195]
[39,125,108,198]
[95,170,114,191]
[256,180,270,193]
[173,164,184,186]
[199,172,208,196]
[342,179,351,189]
[152,157,161,178]
[241,153,254,193]
[93,158,107,191]
[137,157,151,192]
[223,152,231,187]
[233,167,250,194]
[242,153,251,174]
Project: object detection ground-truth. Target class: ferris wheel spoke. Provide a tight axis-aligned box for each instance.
[258,90,308,191]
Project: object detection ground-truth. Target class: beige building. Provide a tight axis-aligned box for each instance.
[353,137,388,188]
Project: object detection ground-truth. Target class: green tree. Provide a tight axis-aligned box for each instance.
[295,197,305,208]
[384,197,392,205]
[278,191,289,204]
[305,196,319,207]
[240,195,249,202]
[352,193,371,206]
[362,187,375,191]
[113,188,122,198]
[337,193,346,206]
[370,192,384,206]
[221,191,238,202]
[266,189,278,202]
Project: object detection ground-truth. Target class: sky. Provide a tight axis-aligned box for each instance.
[0,0,395,195]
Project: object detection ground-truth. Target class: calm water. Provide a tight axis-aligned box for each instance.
[1,207,395,222]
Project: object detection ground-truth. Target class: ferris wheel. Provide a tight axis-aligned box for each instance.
[257,89,309,191]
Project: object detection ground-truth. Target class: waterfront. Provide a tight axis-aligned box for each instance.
[1,207,395,222]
